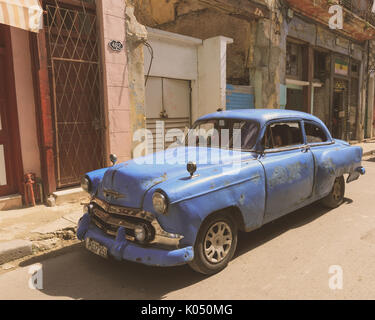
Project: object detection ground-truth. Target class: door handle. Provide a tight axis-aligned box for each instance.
[301,146,310,153]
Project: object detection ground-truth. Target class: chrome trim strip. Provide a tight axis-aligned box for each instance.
[91,198,183,248]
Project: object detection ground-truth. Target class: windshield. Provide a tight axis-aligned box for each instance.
[184,119,259,151]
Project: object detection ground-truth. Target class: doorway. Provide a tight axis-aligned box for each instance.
[0,25,23,197]
[43,1,105,188]
[286,86,305,112]
[145,77,191,152]
[332,79,348,140]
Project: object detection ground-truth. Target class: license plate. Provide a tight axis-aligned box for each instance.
[85,238,108,259]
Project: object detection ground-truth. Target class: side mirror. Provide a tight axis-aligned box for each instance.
[110,154,118,166]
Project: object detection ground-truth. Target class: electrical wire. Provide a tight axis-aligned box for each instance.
[143,40,154,86]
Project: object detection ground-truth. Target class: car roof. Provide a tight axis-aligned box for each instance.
[197,109,325,127]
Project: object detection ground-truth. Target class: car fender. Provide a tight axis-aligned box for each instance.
[312,142,363,197]
[142,160,266,247]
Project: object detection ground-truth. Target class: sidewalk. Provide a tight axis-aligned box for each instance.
[352,139,375,156]
[0,201,85,268]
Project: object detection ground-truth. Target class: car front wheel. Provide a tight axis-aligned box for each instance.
[321,175,345,208]
[188,213,238,275]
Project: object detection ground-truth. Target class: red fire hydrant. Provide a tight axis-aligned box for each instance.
[24,173,36,207]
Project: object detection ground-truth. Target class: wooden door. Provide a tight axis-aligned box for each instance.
[0,25,23,197]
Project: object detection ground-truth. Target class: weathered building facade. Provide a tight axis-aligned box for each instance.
[283,0,375,141]
[0,0,128,207]
[0,0,375,208]
[132,0,375,141]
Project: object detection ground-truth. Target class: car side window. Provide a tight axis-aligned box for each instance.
[262,121,303,150]
[304,122,328,144]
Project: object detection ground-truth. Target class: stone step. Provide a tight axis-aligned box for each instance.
[0,194,23,211]
[52,187,89,206]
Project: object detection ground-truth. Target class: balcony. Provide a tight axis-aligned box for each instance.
[285,0,375,41]
[339,0,375,26]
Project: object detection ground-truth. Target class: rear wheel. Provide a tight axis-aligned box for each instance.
[321,176,345,208]
[188,213,237,275]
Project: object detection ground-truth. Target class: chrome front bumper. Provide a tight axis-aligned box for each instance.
[77,213,194,267]
[88,198,184,248]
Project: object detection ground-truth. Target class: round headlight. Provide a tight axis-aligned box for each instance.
[81,176,91,193]
[134,225,147,243]
[152,192,168,215]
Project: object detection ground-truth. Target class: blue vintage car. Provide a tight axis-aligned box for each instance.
[77,109,365,274]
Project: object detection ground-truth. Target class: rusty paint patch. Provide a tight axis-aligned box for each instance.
[322,158,336,175]
[239,194,245,205]
[269,162,303,188]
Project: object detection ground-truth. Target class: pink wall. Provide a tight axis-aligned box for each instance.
[97,0,132,165]
[10,27,41,178]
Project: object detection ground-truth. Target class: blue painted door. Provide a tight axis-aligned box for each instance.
[259,121,315,223]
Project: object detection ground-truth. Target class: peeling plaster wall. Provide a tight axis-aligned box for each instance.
[250,4,287,109]
[134,0,284,109]
[135,1,253,86]
[154,9,252,86]
[125,4,148,157]
[98,0,149,163]
[97,0,134,164]
[99,0,148,161]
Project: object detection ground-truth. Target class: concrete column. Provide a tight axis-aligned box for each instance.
[197,36,233,119]
[97,0,133,164]
[125,3,148,157]
[250,7,287,109]
[358,57,366,141]
[368,75,375,138]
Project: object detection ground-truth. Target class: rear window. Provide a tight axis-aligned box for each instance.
[304,122,328,144]
[263,121,303,149]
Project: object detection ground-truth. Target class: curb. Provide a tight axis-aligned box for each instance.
[364,150,375,157]
[0,240,33,265]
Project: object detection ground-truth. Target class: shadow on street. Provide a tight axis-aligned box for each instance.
[18,199,351,300]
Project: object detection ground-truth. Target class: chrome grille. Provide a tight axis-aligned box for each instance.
[91,205,154,242]
[89,198,184,249]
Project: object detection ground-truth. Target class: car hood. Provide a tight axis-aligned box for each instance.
[96,147,255,208]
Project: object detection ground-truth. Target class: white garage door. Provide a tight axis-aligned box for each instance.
[145,76,191,151]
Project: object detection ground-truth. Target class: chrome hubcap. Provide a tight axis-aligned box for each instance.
[204,222,233,264]
[332,179,342,201]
